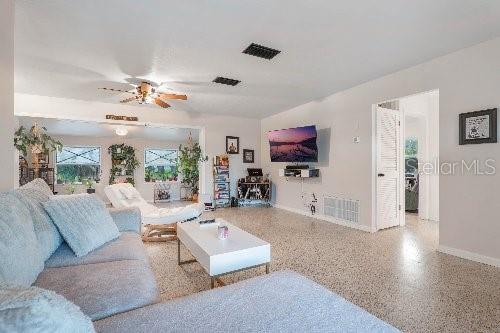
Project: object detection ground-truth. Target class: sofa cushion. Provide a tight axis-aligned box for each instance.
[0,286,95,333]
[119,186,140,200]
[35,260,159,321]
[108,207,142,234]
[43,194,120,257]
[45,232,149,268]
[14,182,63,261]
[19,178,53,197]
[0,192,44,287]
[94,271,399,333]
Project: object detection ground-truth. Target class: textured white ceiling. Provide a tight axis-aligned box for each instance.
[15,0,500,118]
[18,117,199,142]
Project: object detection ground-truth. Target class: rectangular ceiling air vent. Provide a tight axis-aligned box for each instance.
[213,76,241,86]
[242,43,281,60]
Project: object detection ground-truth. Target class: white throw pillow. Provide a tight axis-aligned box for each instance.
[119,186,139,200]
[0,286,95,333]
[114,187,127,200]
[118,187,131,199]
[129,187,141,199]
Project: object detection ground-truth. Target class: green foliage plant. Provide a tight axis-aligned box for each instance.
[178,142,207,196]
[14,125,62,157]
[108,144,140,185]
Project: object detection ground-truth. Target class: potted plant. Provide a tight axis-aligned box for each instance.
[125,153,140,172]
[66,182,76,195]
[108,144,140,185]
[14,123,62,177]
[178,141,208,202]
[85,179,95,194]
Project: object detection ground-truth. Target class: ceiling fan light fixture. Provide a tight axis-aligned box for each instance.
[115,126,128,136]
[100,81,185,109]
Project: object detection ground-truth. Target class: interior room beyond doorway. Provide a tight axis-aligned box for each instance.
[16,116,201,205]
[402,90,439,223]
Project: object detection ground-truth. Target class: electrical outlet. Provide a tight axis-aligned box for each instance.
[353,136,360,143]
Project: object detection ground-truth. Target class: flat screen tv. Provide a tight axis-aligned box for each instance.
[268,125,318,162]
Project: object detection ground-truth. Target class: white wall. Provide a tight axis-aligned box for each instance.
[14,95,261,200]
[261,38,500,264]
[405,116,425,143]
[46,135,190,203]
[0,0,15,191]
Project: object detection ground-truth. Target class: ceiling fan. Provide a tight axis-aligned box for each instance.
[99,81,187,109]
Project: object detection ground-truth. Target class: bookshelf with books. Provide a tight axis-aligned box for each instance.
[213,154,230,209]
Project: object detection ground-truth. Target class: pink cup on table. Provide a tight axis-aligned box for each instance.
[217,225,229,239]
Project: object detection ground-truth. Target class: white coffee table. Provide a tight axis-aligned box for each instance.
[177,219,271,288]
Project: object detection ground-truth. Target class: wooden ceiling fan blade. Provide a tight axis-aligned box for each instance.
[158,93,187,100]
[99,87,136,95]
[154,98,170,108]
[120,96,139,103]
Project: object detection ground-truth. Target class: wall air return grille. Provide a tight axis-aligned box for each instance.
[242,43,281,60]
[323,196,360,224]
[213,77,241,86]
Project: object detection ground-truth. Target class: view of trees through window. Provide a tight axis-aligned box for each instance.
[56,146,101,184]
[144,149,178,182]
[405,138,418,174]
[405,138,418,157]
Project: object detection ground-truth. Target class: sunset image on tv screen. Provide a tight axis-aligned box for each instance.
[268,125,318,162]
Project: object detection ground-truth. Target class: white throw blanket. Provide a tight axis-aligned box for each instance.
[104,183,203,225]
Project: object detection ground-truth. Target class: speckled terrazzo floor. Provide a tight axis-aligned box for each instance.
[144,206,500,333]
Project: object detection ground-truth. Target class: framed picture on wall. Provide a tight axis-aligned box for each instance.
[226,136,240,154]
[459,108,497,145]
[243,149,254,163]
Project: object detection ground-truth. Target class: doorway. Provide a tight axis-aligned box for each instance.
[373,90,439,230]
[15,116,206,204]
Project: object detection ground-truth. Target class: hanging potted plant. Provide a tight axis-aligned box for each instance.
[14,123,62,178]
[108,144,140,185]
[178,136,208,202]
[124,149,140,173]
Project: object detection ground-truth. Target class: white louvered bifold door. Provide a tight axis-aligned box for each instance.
[376,107,401,229]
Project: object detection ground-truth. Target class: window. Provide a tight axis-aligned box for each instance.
[144,149,178,182]
[405,138,418,175]
[405,138,418,158]
[56,146,101,184]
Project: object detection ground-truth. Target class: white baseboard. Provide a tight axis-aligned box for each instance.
[272,203,372,233]
[438,245,500,267]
